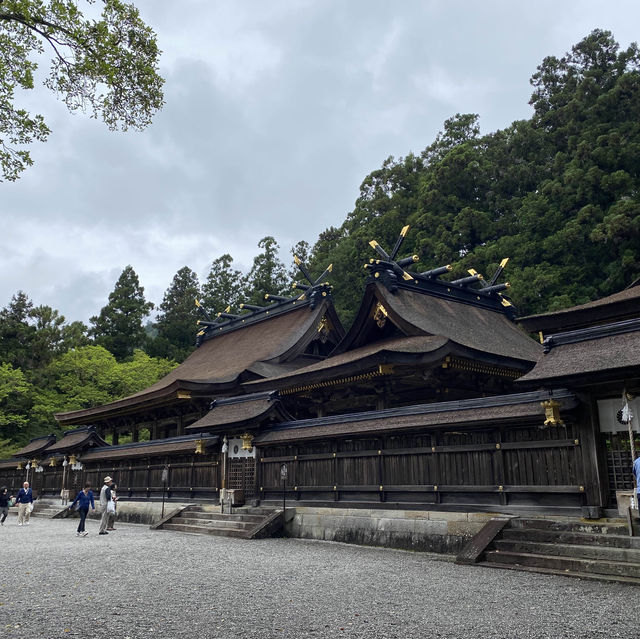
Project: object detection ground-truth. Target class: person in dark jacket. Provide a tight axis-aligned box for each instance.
[0,486,13,525]
[69,483,95,537]
[15,482,33,526]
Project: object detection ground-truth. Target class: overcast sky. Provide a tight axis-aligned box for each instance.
[1,0,639,324]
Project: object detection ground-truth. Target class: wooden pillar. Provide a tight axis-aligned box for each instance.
[578,395,608,513]
[177,412,185,436]
[494,429,506,506]
[375,386,388,411]
[132,426,139,443]
[152,418,158,440]
[112,427,119,446]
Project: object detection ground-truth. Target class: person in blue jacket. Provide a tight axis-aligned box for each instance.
[69,483,95,537]
[15,481,33,526]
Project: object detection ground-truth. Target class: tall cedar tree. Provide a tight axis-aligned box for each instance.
[0,0,164,181]
[149,266,201,362]
[201,254,243,314]
[308,30,640,321]
[243,237,289,307]
[89,266,154,361]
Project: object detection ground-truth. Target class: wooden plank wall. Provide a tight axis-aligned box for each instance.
[258,420,588,511]
[0,453,221,502]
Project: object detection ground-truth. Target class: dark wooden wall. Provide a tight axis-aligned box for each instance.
[0,453,220,502]
[257,419,590,512]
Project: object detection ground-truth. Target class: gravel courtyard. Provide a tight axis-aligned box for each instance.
[0,515,637,639]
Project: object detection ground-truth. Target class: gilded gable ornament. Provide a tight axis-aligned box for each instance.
[373,302,388,328]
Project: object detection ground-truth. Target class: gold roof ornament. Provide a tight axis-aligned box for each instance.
[541,399,564,427]
[240,433,254,452]
[373,301,389,328]
[194,439,205,454]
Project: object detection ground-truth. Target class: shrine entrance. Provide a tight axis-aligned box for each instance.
[226,437,257,501]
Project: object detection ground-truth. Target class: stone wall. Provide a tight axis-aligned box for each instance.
[286,507,501,554]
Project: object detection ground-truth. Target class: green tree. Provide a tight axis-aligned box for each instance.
[0,362,32,440]
[0,0,164,181]
[0,291,36,369]
[149,266,201,362]
[201,253,243,313]
[89,265,154,361]
[243,237,288,306]
[31,345,176,437]
[308,31,640,318]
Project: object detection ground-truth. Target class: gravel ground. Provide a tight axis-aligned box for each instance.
[0,513,637,639]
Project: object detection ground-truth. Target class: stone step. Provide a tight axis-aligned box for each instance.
[510,518,628,535]
[175,516,254,530]
[162,523,250,538]
[494,539,640,563]
[502,527,640,549]
[477,560,640,585]
[485,549,640,579]
[180,511,264,523]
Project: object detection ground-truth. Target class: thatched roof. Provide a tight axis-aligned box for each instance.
[255,390,577,444]
[186,392,293,432]
[518,282,640,334]
[80,434,219,461]
[56,298,342,425]
[12,435,57,458]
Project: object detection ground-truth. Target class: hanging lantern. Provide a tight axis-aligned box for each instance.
[49,457,57,467]
[240,433,254,452]
[194,439,204,454]
[541,399,564,427]
[16,462,23,470]
[69,454,77,466]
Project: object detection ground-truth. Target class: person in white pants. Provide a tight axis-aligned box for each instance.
[15,481,33,526]
[98,476,113,535]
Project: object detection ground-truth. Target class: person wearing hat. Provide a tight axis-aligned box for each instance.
[98,476,113,535]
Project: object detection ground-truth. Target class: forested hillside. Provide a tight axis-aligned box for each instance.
[1,30,638,454]
[306,30,640,326]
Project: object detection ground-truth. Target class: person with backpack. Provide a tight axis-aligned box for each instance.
[69,483,95,537]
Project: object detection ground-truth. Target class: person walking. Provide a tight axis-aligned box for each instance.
[107,483,118,531]
[98,476,113,535]
[633,454,640,511]
[69,483,95,536]
[0,486,13,526]
[15,481,33,526]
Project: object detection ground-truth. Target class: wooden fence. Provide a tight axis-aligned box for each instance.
[0,453,220,502]
[257,421,588,511]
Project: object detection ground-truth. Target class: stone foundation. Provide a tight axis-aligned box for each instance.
[286,507,501,554]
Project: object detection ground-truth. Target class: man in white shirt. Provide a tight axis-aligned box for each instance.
[98,476,113,535]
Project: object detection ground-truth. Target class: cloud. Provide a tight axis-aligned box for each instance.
[1,0,639,325]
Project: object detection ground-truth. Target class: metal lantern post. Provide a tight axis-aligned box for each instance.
[161,465,169,518]
[280,463,288,524]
